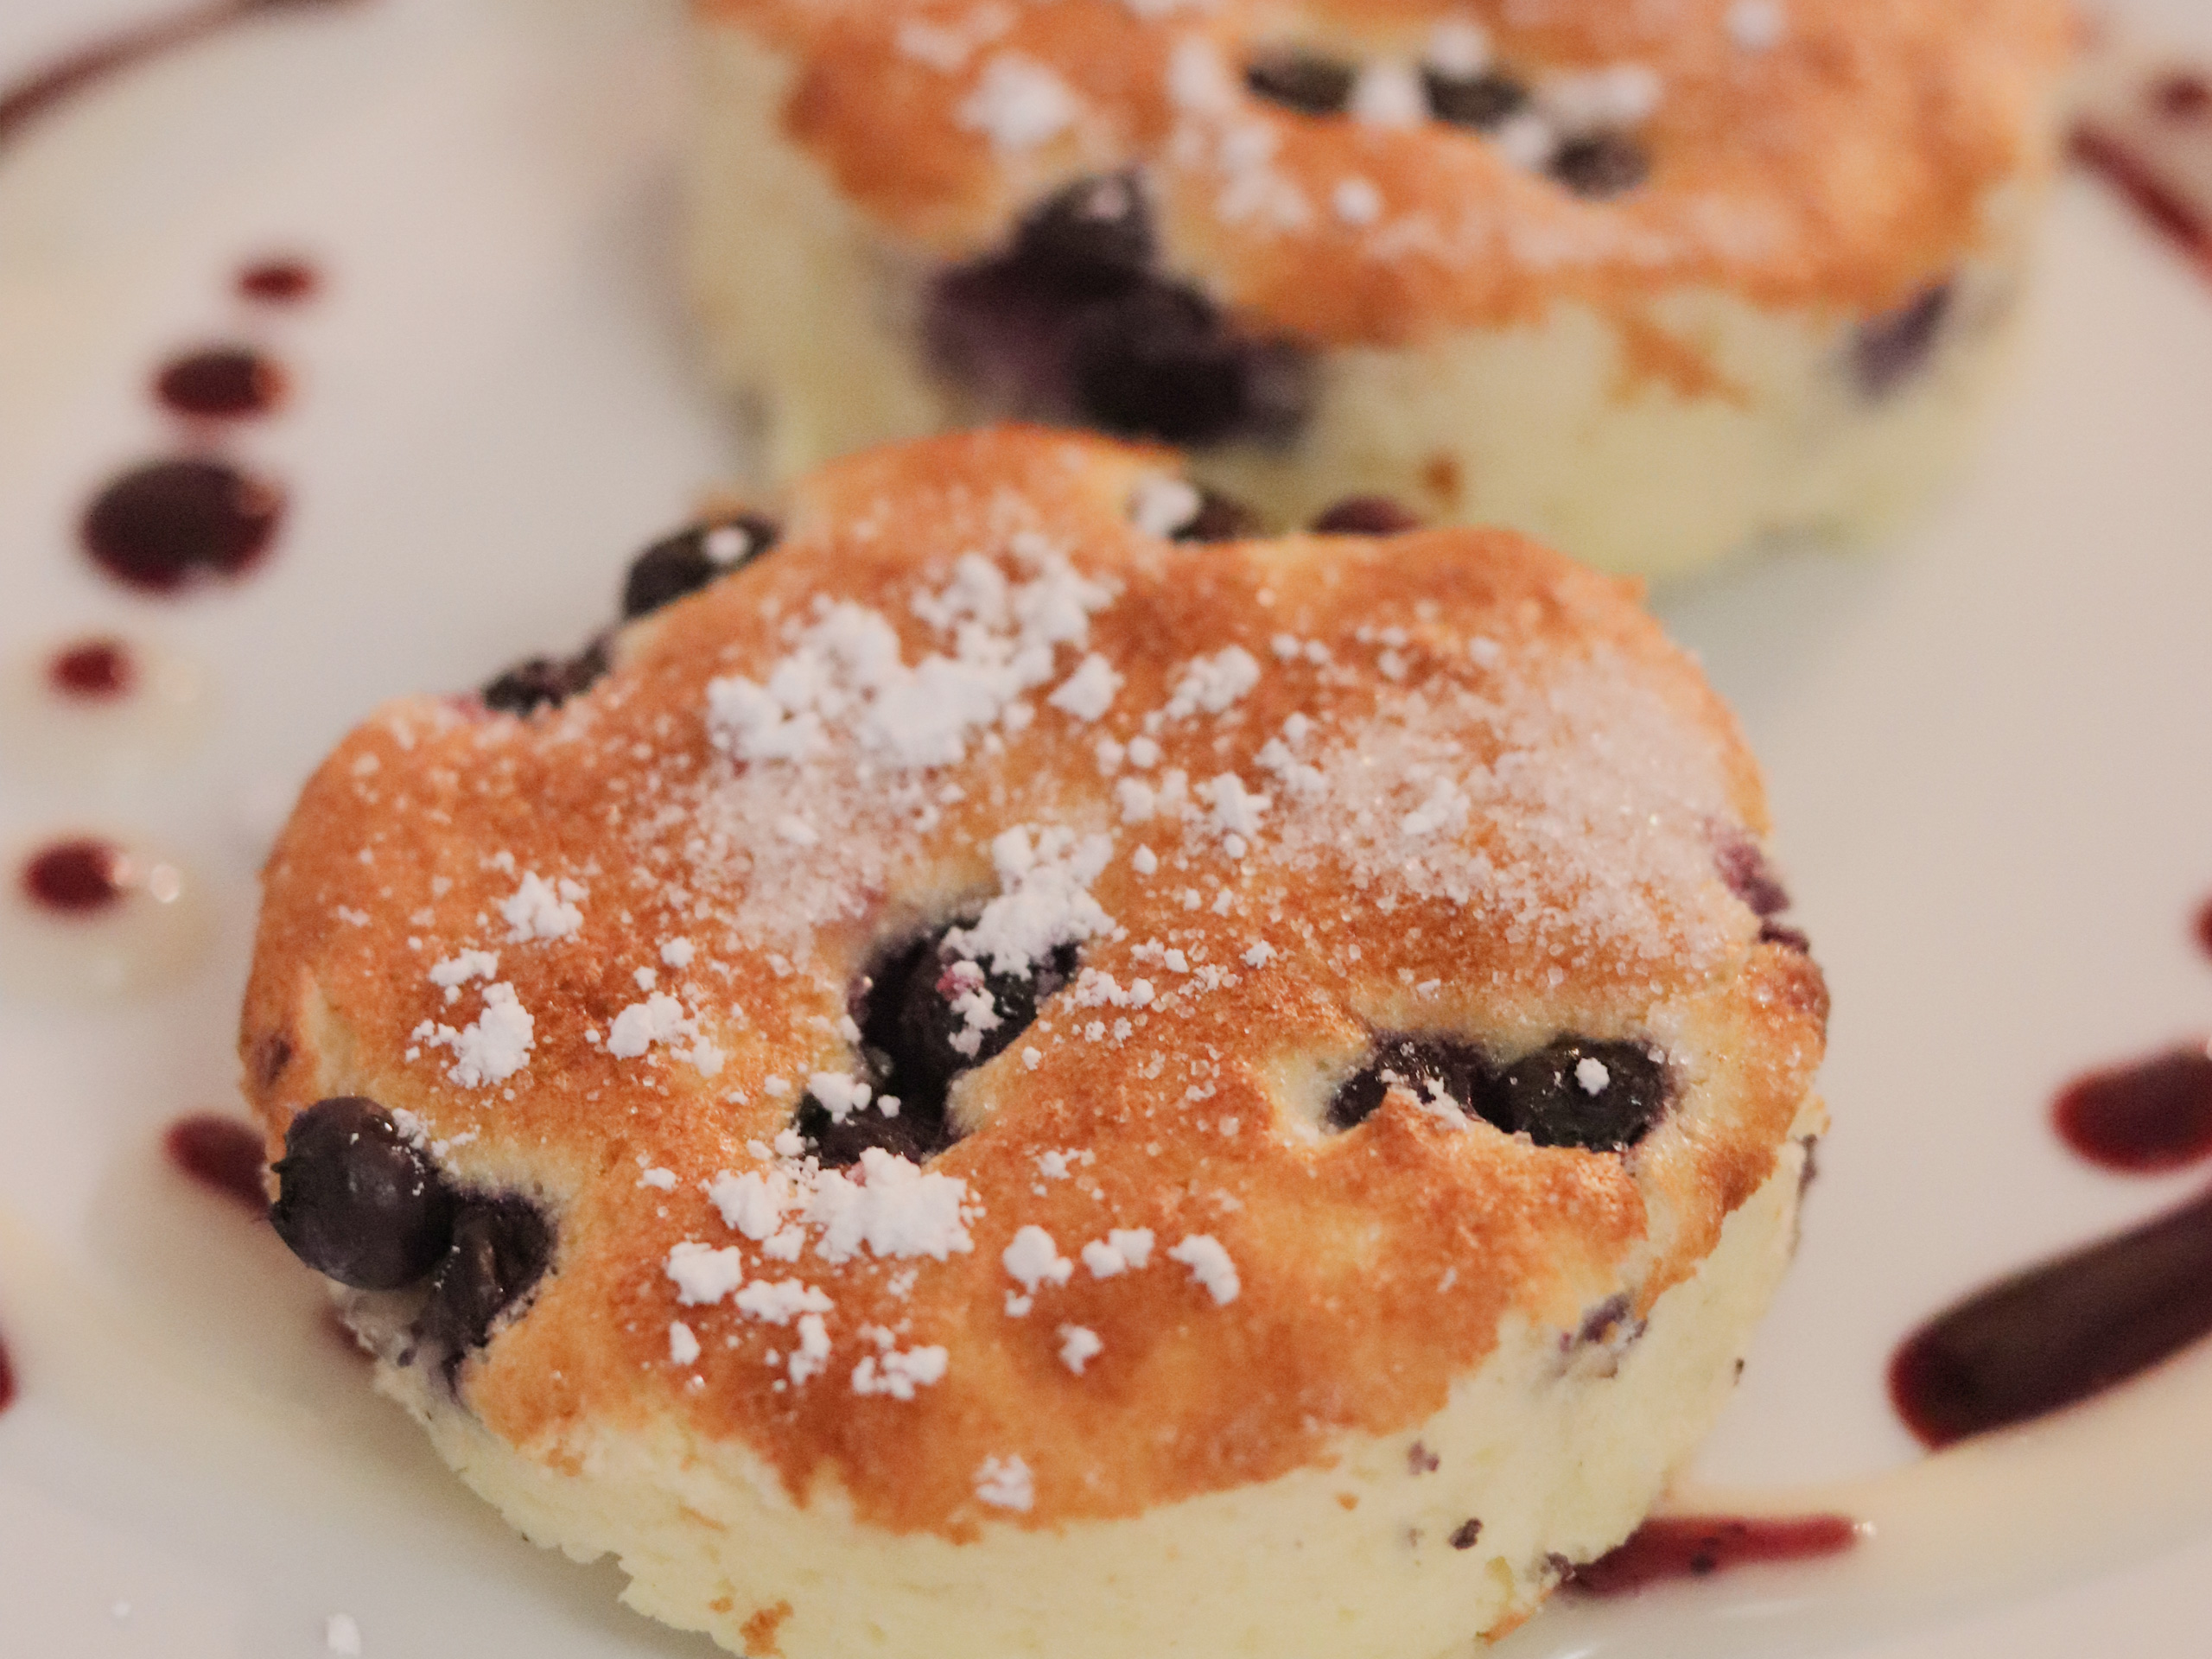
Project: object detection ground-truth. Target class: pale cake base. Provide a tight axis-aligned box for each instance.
[350,1135,1812,1659]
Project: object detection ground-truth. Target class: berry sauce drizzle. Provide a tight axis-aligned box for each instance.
[2075,64,2212,282]
[20,839,126,915]
[164,1115,270,1214]
[238,257,319,304]
[81,458,285,593]
[1570,1514,1861,1595]
[2196,895,2212,962]
[0,0,367,151]
[1888,1180,2212,1449]
[0,1332,14,1416]
[2054,1045,2212,1173]
[155,346,288,421]
[47,638,136,701]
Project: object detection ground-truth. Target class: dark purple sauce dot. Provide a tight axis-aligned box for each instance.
[1311,496,1422,535]
[621,515,779,620]
[81,458,284,593]
[2052,1046,2212,1173]
[1854,283,1955,398]
[238,256,320,303]
[1408,1440,1440,1475]
[1245,50,1357,117]
[0,1331,14,1415]
[413,1196,553,1370]
[2154,73,2212,121]
[1889,1179,2212,1447]
[154,345,287,420]
[1569,1515,1859,1595]
[20,838,126,915]
[1448,1518,1484,1550]
[48,638,135,700]
[1551,132,1651,200]
[1424,69,1528,130]
[164,1114,270,1213]
[270,1097,457,1291]
[1713,829,1790,918]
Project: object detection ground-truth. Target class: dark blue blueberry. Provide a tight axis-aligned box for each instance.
[1245,49,1357,116]
[270,1097,456,1291]
[1423,69,1528,130]
[412,1196,552,1364]
[1854,283,1954,397]
[1713,830,1790,918]
[1326,1038,1505,1133]
[1176,487,1259,542]
[482,637,608,715]
[1072,285,1313,446]
[1550,133,1650,199]
[1311,495,1422,534]
[1011,173,1154,298]
[1497,1039,1669,1150]
[620,514,779,620]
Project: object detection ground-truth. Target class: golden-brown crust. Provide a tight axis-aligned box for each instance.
[241,427,1824,1536]
[699,0,2075,345]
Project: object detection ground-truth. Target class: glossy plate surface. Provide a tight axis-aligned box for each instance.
[3,1,2212,1653]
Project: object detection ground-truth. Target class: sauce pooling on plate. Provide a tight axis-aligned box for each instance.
[1569,1513,1860,1595]
[238,257,320,304]
[20,838,129,915]
[2054,1045,2212,1173]
[155,346,289,421]
[46,638,136,702]
[165,1115,270,1214]
[81,458,284,593]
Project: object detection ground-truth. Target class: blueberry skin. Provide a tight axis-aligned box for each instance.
[620,514,780,620]
[1245,50,1357,116]
[1853,283,1954,398]
[1550,133,1651,200]
[1011,174,1154,299]
[1311,496,1423,535]
[1327,1039,1503,1133]
[1497,1039,1669,1150]
[482,637,609,715]
[270,1097,457,1290]
[412,1196,554,1360]
[1424,69,1529,130]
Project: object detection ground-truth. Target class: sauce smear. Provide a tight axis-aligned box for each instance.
[1570,1514,1860,1595]
[164,1115,269,1213]
[0,1332,14,1415]
[81,458,284,592]
[47,638,136,701]
[20,839,127,915]
[155,345,288,420]
[0,0,365,151]
[1889,1180,2212,1448]
[2054,1044,2212,1173]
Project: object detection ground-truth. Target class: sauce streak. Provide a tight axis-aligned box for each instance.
[238,257,320,303]
[164,1115,270,1214]
[0,0,365,151]
[2054,1044,2212,1173]
[2074,62,2212,283]
[155,345,288,421]
[1889,1179,2212,1448]
[0,1332,14,1415]
[81,458,284,593]
[47,638,136,701]
[1570,1514,1861,1595]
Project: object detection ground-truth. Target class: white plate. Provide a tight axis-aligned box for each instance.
[3,2,2212,1654]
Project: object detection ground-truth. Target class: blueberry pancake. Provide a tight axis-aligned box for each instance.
[686,0,2072,577]
[242,428,1827,1657]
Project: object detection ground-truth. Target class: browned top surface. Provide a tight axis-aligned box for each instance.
[703,0,2074,345]
[242,427,1826,1535]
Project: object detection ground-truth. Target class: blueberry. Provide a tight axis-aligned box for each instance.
[1450,1519,1484,1550]
[620,514,779,620]
[481,637,609,715]
[799,929,1077,1166]
[1326,1038,1503,1133]
[1423,69,1529,130]
[1072,285,1313,447]
[1497,1039,1668,1150]
[1245,49,1357,116]
[1551,133,1650,199]
[412,1197,553,1363]
[1713,830,1789,918]
[1176,487,1259,542]
[1311,495,1422,535]
[270,1097,456,1290]
[1854,283,1953,398]
[1011,173,1154,298]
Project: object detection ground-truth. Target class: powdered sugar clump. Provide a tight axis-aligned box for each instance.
[959,54,1078,152]
[1081,1228,1155,1277]
[413,982,533,1088]
[1168,1234,1242,1305]
[1048,654,1122,722]
[607,993,725,1077]
[1002,1225,1074,1292]
[852,1344,950,1399]
[1166,645,1262,718]
[944,827,1115,976]
[808,1147,976,1263]
[500,872,584,942]
[976,1455,1035,1511]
